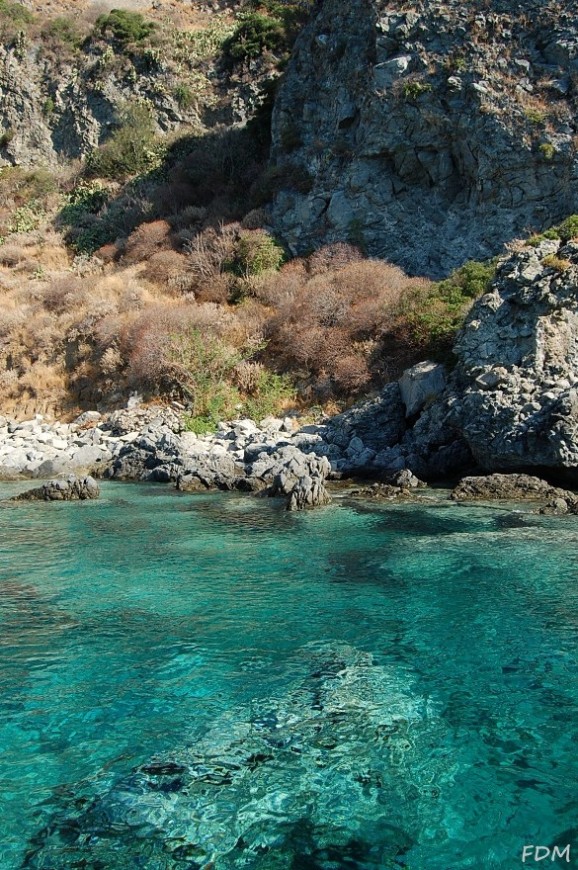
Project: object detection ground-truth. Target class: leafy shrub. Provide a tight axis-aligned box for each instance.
[95,9,154,45]
[0,0,33,41]
[539,142,556,160]
[558,215,578,242]
[527,214,578,246]
[41,16,84,51]
[228,230,285,279]
[224,11,285,64]
[0,167,57,208]
[394,259,497,358]
[85,103,162,180]
[173,85,194,110]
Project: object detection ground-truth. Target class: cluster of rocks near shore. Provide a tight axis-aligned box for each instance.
[4,239,578,511]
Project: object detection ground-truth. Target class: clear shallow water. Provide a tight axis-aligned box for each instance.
[1,483,578,869]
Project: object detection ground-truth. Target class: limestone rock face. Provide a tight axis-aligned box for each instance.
[270,0,578,276]
[452,240,578,475]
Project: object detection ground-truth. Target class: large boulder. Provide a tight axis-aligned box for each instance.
[451,473,578,514]
[452,240,578,477]
[398,361,446,418]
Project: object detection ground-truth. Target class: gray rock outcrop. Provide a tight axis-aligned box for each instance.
[451,473,578,514]
[450,240,578,476]
[270,0,578,276]
[14,475,100,501]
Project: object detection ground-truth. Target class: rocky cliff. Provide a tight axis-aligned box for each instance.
[270,0,578,276]
[0,7,256,167]
[391,238,578,481]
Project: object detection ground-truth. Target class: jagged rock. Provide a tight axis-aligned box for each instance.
[287,475,332,511]
[451,473,578,513]
[270,0,578,276]
[398,361,446,418]
[13,475,100,501]
[451,241,578,478]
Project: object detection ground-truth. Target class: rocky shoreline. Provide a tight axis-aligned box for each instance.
[4,239,578,511]
[3,404,578,517]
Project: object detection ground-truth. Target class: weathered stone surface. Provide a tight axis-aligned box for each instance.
[398,361,446,418]
[14,475,100,502]
[451,240,578,476]
[451,473,578,513]
[270,0,578,276]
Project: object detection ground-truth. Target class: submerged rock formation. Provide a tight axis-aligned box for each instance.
[270,0,578,275]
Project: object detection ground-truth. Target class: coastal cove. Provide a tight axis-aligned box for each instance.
[1,481,578,869]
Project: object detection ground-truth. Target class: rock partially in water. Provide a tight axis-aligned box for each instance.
[13,475,100,502]
[287,474,332,511]
[451,473,578,514]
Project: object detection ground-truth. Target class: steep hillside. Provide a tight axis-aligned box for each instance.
[2,0,578,425]
[270,0,578,276]
[0,2,245,166]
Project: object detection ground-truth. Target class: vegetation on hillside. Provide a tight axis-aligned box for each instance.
[1,0,573,424]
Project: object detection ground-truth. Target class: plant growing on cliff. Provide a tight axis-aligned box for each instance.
[395,259,497,358]
[224,0,312,67]
[0,0,33,42]
[224,11,285,64]
[95,9,154,46]
[85,103,162,181]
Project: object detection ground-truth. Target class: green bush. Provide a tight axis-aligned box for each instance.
[243,369,294,420]
[224,11,284,64]
[41,16,84,50]
[95,9,154,45]
[230,230,285,278]
[0,0,33,26]
[173,84,194,110]
[528,214,578,246]
[396,258,497,358]
[558,214,578,242]
[85,103,162,180]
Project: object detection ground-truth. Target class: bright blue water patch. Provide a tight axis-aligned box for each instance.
[1,481,578,869]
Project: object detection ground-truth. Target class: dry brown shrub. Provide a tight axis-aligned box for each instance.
[332,353,371,393]
[143,250,193,294]
[185,223,239,289]
[241,208,269,230]
[251,259,307,307]
[95,243,119,264]
[19,363,66,398]
[99,345,123,375]
[122,220,172,265]
[194,273,231,304]
[307,243,364,275]
[262,255,417,398]
[0,246,29,267]
[233,360,264,394]
[42,276,85,314]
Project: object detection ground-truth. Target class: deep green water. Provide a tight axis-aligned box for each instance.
[1,482,578,869]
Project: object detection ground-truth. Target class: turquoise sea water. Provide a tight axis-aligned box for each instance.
[1,482,578,869]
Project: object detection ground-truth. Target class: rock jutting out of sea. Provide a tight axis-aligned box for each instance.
[13,475,100,502]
